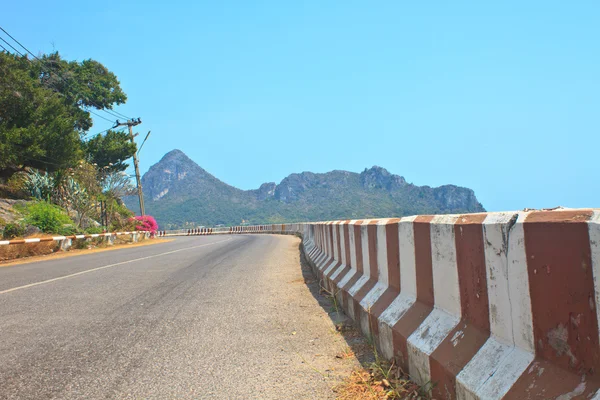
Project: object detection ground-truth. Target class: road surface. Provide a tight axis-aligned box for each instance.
[0,235,360,399]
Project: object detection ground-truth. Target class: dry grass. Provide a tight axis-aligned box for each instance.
[321,292,427,399]
[334,359,425,399]
[0,234,60,261]
[336,345,356,360]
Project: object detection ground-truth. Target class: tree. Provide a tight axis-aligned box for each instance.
[0,53,82,176]
[84,130,136,172]
[101,170,136,199]
[36,52,127,131]
[0,51,127,178]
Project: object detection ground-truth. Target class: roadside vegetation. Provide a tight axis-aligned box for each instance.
[322,288,426,399]
[0,49,157,240]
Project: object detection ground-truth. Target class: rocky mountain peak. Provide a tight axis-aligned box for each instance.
[140,149,236,202]
[360,166,407,190]
[255,182,276,200]
[127,149,485,228]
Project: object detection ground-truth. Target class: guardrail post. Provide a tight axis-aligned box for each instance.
[59,238,72,251]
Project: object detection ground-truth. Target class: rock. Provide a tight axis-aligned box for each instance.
[0,199,28,224]
[255,182,276,200]
[360,166,407,190]
[24,225,41,236]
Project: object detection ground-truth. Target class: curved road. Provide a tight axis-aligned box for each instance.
[0,235,359,399]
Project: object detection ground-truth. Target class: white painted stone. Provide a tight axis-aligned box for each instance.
[407,308,460,386]
[349,220,358,272]
[60,238,72,251]
[359,282,387,311]
[406,215,461,387]
[374,216,420,359]
[430,215,461,316]
[348,275,370,297]
[312,250,325,268]
[378,293,416,358]
[454,212,526,398]
[507,213,535,352]
[339,223,347,266]
[361,223,371,279]
[329,263,346,281]
[589,211,600,348]
[332,222,340,262]
[589,390,600,400]
[456,337,534,400]
[455,212,534,399]
[376,222,389,286]
[337,268,356,290]
[357,220,391,335]
[399,216,418,298]
[329,223,348,282]
[473,346,534,399]
[315,252,331,271]
[379,293,416,331]
[322,260,339,277]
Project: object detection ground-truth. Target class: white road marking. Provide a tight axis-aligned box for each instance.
[0,237,234,295]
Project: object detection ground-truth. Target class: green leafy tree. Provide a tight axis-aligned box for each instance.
[0,53,82,176]
[0,51,127,177]
[35,52,127,131]
[84,130,136,172]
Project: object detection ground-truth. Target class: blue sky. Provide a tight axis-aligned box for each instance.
[2,1,599,212]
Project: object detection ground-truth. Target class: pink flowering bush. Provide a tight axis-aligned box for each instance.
[129,215,158,234]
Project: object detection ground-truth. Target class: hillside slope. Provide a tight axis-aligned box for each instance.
[125,150,484,228]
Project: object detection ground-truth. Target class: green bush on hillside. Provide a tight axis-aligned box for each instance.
[2,222,26,239]
[21,202,74,234]
[84,226,104,234]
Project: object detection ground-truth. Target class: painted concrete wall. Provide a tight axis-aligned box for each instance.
[230,209,600,400]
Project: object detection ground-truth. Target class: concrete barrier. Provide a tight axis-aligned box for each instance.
[0,230,150,248]
[226,210,600,399]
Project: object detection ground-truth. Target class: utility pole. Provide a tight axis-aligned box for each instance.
[114,118,145,216]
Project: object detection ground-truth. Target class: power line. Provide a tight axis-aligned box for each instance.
[89,126,127,137]
[86,108,117,123]
[0,35,24,56]
[0,25,134,122]
[86,106,126,122]
[0,43,7,52]
[104,108,130,120]
[89,127,113,136]
[0,26,40,61]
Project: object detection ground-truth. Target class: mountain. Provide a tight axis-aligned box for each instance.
[125,149,485,229]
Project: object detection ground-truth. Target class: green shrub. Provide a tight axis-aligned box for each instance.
[2,222,26,239]
[85,226,104,234]
[22,202,73,234]
[58,224,77,236]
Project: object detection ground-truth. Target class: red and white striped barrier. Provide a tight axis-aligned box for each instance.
[185,228,214,236]
[0,231,147,246]
[227,210,600,399]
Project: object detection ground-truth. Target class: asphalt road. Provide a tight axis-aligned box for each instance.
[0,235,360,399]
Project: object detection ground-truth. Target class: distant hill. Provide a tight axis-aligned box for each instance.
[125,149,485,229]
